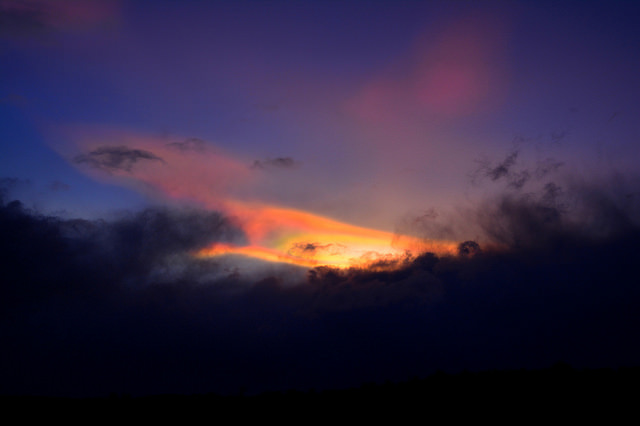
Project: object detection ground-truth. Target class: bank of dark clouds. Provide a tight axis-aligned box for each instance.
[0,198,239,314]
[1,176,639,397]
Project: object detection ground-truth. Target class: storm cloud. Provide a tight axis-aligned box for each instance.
[1,174,639,397]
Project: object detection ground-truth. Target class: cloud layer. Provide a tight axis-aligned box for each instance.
[1,173,639,397]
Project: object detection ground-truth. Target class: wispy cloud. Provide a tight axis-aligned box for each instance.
[251,157,298,171]
[66,127,456,269]
[74,145,165,173]
[166,137,207,153]
[470,150,564,190]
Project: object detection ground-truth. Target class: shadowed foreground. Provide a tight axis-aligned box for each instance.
[3,365,638,420]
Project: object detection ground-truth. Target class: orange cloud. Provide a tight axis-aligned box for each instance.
[198,201,458,269]
[65,127,458,269]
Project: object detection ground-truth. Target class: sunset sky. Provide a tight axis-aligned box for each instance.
[1,0,639,397]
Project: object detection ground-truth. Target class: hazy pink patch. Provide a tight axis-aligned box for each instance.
[344,80,400,124]
[412,13,508,117]
[61,127,251,211]
[345,10,510,123]
[52,0,120,28]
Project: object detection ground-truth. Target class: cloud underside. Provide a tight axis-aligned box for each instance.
[1,177,639,396]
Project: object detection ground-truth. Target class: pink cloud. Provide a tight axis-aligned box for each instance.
[59,127,251,211]
[60,127,459,268]
[345,11,511,123]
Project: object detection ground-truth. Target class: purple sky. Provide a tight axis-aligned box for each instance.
[2,0,638,224]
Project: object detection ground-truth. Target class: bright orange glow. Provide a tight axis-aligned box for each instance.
[225,201,398,244]
[197,201,458,269]
[197,243,321,268]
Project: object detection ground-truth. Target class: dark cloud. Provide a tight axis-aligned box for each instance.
[397,208,456,240]
[287,242,346,257]
[73,145,165,173]
[457,240,481,257]
[486,150,518,181]
[534,158,564,179]
[301,253,443,313]
[471,150,564,190]
[1,174,640,397]
[0,191,243,315]
[470,150,518,187]
[166,137,206,152]
[251,157,298,170]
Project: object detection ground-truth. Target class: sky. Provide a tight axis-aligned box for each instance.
[1,0,640,397]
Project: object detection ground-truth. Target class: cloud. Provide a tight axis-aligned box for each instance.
[534,158,564,180]
[73,145,165,173]
[166,137,206,153]
[396,208,457,241]
[0,194,243,315]
[287,241,347,258]
[251,157,299,170]
[63,128,461,270]
[1,173,640,396]
[66,130,434,270]
[64,128,252,208]
[457,240,481,257]
[13,130,640,397]
[470,150,564,190]
[471,150,524,188]
[486,151,518,181]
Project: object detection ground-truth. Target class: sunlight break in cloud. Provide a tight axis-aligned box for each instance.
[65,128,458,269]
